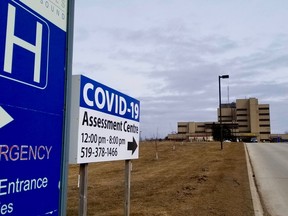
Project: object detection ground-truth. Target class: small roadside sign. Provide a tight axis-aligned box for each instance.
[69,75,140,164]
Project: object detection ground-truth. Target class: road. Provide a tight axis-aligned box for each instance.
[246,142,288,216]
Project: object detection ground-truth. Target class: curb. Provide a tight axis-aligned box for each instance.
[244,143,264,216]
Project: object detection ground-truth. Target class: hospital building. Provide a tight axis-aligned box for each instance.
[168,98,287,142]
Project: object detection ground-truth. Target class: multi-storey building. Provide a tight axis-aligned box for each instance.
[219,98,271,141]
[168,98,271,142]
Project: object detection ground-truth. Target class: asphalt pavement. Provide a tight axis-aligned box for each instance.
[246,142,288,216]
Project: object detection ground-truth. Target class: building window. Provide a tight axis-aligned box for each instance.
[260,124,270,127]
[260,132,270,134]
[237,108,247,111]
[237,114,247,116]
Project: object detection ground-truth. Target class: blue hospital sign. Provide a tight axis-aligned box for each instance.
[0,0,68,215]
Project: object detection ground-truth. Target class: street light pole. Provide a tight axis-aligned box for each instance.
[218,75,229,150]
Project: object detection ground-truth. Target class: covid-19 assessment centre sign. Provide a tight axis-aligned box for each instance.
[0,0,71,215]
[69,75,140,164]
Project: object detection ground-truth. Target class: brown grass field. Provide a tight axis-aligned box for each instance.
[67,141,254,216]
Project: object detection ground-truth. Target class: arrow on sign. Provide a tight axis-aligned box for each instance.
[127,137,138,155]
[0,106,14,128]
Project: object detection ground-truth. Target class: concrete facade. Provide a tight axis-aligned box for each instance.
[168,122,214,141]
[219,98,271,141]
[168,98,274,142]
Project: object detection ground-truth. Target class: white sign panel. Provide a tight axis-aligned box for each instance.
[19,0,67,30]
[69,75,140,164]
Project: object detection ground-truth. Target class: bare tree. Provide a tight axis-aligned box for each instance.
[154,128,159,160]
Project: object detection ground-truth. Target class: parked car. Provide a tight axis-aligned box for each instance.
[223,140,231,142]
[250,137,258,143]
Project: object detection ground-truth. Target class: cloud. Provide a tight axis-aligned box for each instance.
[73,0,288,138]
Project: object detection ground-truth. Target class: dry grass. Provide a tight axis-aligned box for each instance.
[67,141,254,216]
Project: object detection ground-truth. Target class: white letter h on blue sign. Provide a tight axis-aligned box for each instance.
[4,3,43,83]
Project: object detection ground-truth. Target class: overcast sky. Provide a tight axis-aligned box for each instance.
[73,0,288,139]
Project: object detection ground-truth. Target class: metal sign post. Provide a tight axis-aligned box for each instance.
[60,0,75,215]
[124,160,132,216]
[79,163,89,216]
